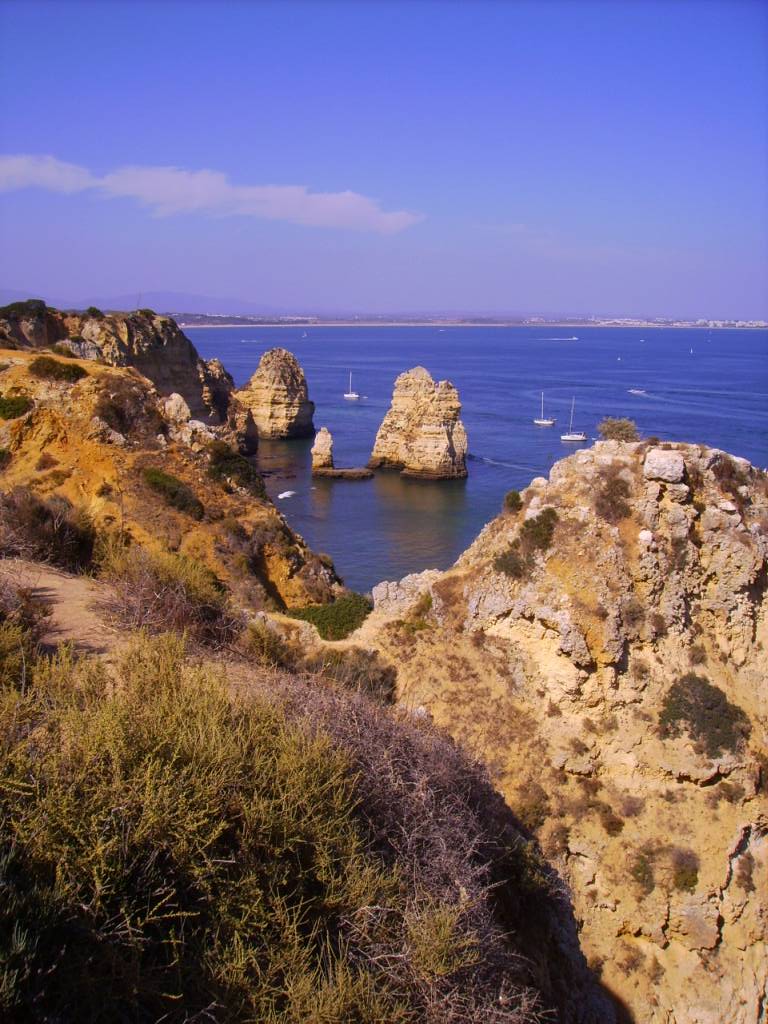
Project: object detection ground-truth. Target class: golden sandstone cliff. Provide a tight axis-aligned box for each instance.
[369,366,468,479]
[361,439,767,1024]
[0,347,338,610]
[235,347,315,439]
[2,302,766,1022]
[0,300,258,454]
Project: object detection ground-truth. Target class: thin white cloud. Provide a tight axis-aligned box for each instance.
[0,154,423,234]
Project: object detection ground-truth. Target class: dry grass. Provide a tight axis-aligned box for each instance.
[0,632,549,1023]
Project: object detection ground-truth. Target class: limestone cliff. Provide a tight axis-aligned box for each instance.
[235,348,314,439]
[0,301,256,452]
[0,347,338,609]
[368,366,468,479]
[362,440,767,1024]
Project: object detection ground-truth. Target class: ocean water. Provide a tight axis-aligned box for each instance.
[191,326,768,592]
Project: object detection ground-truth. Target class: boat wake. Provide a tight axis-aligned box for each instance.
[468,454,539,471]
[539,336,579,341]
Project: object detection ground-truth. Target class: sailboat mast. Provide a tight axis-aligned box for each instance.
[541,392,544,418]
[569,397,575,432]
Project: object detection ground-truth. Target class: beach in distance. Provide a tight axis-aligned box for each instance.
[193,323,768,592]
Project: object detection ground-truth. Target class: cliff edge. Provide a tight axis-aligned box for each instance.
[364,439,767,1024]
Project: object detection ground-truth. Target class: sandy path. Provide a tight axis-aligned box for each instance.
[1,558,118,654]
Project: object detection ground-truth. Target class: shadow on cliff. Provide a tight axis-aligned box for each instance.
[481,780,636,1024]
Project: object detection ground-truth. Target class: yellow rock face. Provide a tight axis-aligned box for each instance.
[362,440,768,1024]
[0,349,338,610]
[368,366,468,479]
[235,348,315,439]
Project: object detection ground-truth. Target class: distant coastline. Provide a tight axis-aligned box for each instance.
[180,320,766,330]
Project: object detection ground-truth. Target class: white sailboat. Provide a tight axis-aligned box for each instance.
[533,391,555,426]
[343,371,360,400]
[560,397,587,442]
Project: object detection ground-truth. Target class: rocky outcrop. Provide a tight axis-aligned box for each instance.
[0,301,259,454]
[309,426,373,479]
[0,348,339,609]
[362,440,768,1024]
[235,348,314,439]
[311,426,334,469]
[368,366,468,479]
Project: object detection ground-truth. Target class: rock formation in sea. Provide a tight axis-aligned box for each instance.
[310,426,374,479]
[235,348,315,440]
[362,438,768,1024]
[311,426,334,470]
[368,366,468,479]
[0,300,257,453]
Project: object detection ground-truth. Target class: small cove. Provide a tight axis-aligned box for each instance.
[192,325,768,592]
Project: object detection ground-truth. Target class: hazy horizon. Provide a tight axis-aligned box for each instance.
[1,0,766,318]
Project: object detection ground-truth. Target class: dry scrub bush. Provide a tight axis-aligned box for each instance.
[28,355,87,383]
[94,376,163,438]
[0,572,50,688]
[98,540,240,648]
[594,467,632,524]
[300,645,397,702]
[0,487,96,571]
[597,417,639,442]
[0,633,549,1023]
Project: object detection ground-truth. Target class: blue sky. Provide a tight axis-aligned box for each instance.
[0,0,766,316]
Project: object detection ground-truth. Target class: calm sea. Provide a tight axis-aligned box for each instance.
[191,326,768,593]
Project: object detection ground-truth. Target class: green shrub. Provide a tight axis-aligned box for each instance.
[51,343,76,357]
[598,417,639,442]
[659,673,751,757]
[0,489,96,571]
[504,489,522,513]
[207,440,265,498]
[630,850,655,895]
[671,848,699,892]
[28,356,87,383]
[494,543,527,579]
[142,466,204,519]
[0,394,32,419]
[0,299,46,319]
[520,507,558,551]
[406,900,480,982]
[0,449,9,469]
[494,508,558,580]
[85,305,104,318]
[137,307,156,317]
[290,592,372,640]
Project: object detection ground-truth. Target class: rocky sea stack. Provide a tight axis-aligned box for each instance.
[235,348,315,439]
[311,426,373,479]
[368,366,468,479]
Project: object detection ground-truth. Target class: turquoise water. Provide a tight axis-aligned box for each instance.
[192,326,768,592]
